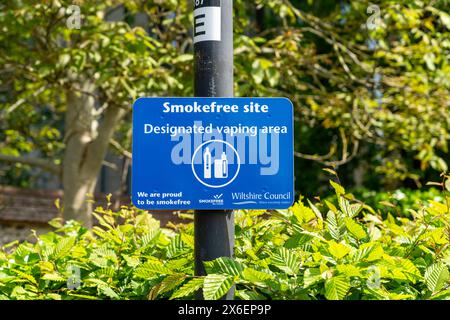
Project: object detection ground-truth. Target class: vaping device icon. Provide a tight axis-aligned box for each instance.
[203,147,211,179]
[214,152,228,178]
[203,148,229,179]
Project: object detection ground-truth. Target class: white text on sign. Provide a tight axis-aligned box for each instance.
[162,101,268,113]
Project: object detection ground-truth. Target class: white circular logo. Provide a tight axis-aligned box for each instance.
[191,139,240,188]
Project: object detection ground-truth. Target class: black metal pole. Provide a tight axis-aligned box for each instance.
[193,0,234,300]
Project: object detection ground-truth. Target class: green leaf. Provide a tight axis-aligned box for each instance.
[330,180,345,195]
[242,268,274,284]
[352,243,384,262]
[52,236,76,259]
[339,197,362,218]
[425,263,449,293]
[11,269,38,286]
[236,290,267,300]
[259,58,273,69]
[363,286,389,300]
[445,179,450,192]
[100,286,119,299]
[67,293,99,300]
[251,60,265,84]
[336,264,361,277]
[45,293,62,300]
[328,241,351,260]
[325,200,338,213]
[266,68,280,87]
[303,268,323,288]
[203,274,234,300]
[10,286,37,299]
[85,278,119,299]
[165,258,190,272]
[388,292,415,300]
[180,233,194,248]
[122,254,140,268]
[271,247,300,275]
[166,235,189,258]
[170,277,204,300]
[396,258,421,281]
[307,199,323,221]
[134,260,174,278]
[291,201,316,223]
[140,229,161,249]
[325,276,351,300]
[326,211,344,241]
[58,53,71,66]
[344,218,367,240]
[424,52,435,71]
[322,168,337,176]
[285,232,314,249]
[204,257,243,277]
[173,54,193,63]
[152,274,186,298]
[430,289,450,300]
[41,273,65,282]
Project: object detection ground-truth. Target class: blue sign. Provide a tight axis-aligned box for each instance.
[131,97,294,210]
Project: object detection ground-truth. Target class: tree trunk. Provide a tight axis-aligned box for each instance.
[63,81,125,227]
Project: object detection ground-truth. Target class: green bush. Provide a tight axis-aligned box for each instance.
[326,188,444,218]
[0,181,449,300]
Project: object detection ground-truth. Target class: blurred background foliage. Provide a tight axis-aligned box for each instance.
[0,0,449,199]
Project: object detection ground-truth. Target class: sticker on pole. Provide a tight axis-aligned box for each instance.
[193,0,221,44]
[131,97,294,210]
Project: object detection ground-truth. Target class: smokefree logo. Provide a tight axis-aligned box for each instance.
[199,193,224,205]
